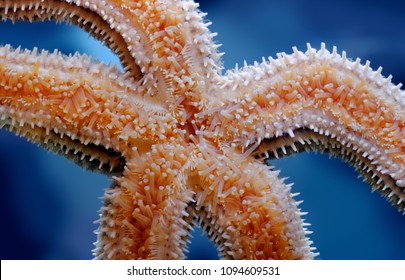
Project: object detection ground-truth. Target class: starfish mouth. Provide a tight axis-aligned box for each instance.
[0,0,142,80]
[0,119,126,175]
[253,127,405,212]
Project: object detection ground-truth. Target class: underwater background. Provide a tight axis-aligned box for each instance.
[1,0,405,260]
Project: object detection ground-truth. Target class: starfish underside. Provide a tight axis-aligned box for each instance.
[1,0,404,260]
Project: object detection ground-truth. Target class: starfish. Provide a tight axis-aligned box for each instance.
[1,0,405,260]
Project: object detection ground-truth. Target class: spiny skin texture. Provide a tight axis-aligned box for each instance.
[0,0,404,259]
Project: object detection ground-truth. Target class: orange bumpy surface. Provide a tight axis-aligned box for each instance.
[0,0,404,259]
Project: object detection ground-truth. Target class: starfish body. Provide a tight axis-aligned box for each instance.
[0,0,404,259]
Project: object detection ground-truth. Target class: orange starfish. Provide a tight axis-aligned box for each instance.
[0,0,404,260]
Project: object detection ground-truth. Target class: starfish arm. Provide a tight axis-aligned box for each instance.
[190,137,315,259]
[205,43,405,212]
[93,142,194,259]
[0,44,166,173]
[1,0,222,113]
[0,0,141,78]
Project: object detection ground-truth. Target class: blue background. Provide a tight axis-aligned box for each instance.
[1,0,405,260]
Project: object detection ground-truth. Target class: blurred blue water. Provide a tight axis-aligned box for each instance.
[1,0,405,260]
